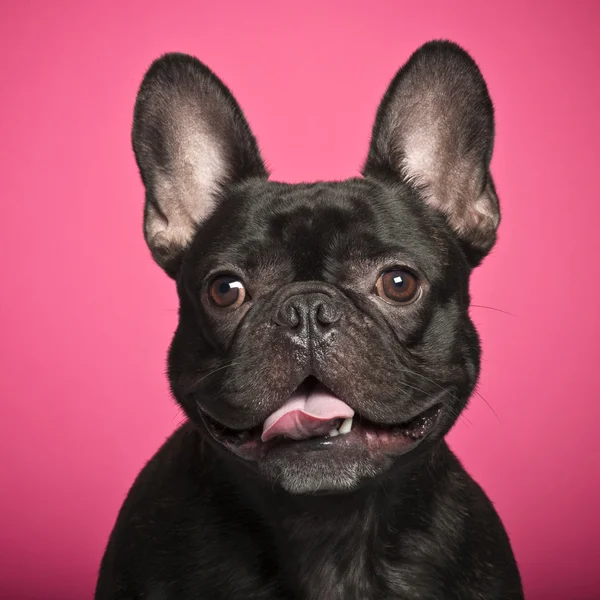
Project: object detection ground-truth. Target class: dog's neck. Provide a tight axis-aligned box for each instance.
[189,429,462,597]
[209,434,451,514]
[237,442,453,597]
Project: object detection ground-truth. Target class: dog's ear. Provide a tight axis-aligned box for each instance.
[132,53,267,277]
[363,41,499,266]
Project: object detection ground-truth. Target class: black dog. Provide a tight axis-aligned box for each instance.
[95,41,523,599]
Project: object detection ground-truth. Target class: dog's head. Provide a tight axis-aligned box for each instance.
[132,41,499,494]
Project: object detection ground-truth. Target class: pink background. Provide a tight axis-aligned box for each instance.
[1,1,599,598]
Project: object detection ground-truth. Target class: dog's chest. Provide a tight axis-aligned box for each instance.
[290,553,439,600]
[296,552,373,600]
[272,507,454,600]
[278,519,437,600]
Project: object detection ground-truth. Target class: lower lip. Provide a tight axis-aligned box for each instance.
[212,406,443,461]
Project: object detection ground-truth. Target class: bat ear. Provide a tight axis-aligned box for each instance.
[132,53,267,277]
[363,41,500,266]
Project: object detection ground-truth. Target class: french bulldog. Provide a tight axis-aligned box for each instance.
[95,40,523,599]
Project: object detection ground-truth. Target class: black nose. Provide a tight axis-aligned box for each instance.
[275,293,342,334]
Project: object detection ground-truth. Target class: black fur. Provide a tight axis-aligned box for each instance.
[96,41,523,599]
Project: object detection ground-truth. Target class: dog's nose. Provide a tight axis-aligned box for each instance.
[275,293,342,334]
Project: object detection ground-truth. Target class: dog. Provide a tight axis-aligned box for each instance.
[95,40,524,599]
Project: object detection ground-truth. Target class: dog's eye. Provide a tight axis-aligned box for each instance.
[376,270,420,305]
[208,276,247,309]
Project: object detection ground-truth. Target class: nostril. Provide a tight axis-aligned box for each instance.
[315,301,341,327]
[274,293,341,332]
[284,305,300,329]
[274,299,304,329]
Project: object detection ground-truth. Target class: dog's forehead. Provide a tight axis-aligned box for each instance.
[242,179,380,222]
[237,178,425,242]
[194,177,451,279]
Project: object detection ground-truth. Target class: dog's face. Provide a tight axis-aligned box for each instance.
[132,41,500,494]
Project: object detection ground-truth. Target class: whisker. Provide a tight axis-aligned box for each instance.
[395,365,472,427]
[333,356,471,428]
[397,365,461,403]
[187,360,240,392]
[172,407,187,427]
[473,386,501,423]
[399,363,500,424]
[399,382,471,428]
[470,304,517,317]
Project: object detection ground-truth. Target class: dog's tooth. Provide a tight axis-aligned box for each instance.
[329,428,340,437]
[339,417,353,435]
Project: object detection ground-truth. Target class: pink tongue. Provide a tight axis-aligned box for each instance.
[262,383,354,442]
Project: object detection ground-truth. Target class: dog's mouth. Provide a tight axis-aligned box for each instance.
[199,377,443,461]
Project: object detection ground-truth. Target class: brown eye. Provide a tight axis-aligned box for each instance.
[376,269,420,305]
[208,276,246,309]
